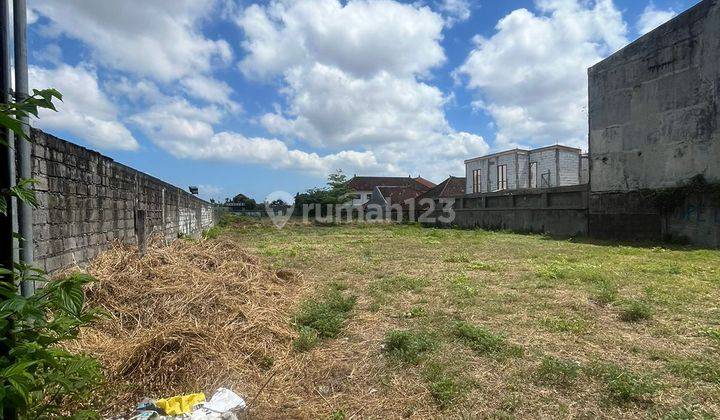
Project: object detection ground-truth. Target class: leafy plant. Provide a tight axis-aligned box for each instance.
[453,321,523,358]
[0,270,103,417]
[0,88,103,417]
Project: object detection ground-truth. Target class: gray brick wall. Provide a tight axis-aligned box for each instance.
[24,129,218,273]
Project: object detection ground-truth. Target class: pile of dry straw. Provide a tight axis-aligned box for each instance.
[70,237,302,415]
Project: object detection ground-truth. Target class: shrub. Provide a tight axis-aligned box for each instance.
[619,300,653,322]
[382,330,437,364]
[536,356,581,386]
[202,225,222,239]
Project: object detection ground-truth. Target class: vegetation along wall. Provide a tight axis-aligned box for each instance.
[24,129,218,273]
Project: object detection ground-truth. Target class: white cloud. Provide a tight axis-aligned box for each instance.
[438,0,472,25]
[128,97,394,176]
[180,75,241,112]
[29,64,139,151]
[637,3,677,35]
[237,0,445,80]
[29,0,233,82]
[233,0,484,180]
[456,0,627,150]
[260,63,449,148]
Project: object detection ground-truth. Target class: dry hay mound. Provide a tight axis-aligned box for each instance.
[72,238,299,413]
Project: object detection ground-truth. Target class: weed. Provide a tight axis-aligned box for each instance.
[540,316,589,334]
[423,362,469,409]
[293,290,357,339]
[382,329,438,364]
[589,280,618,306]
[667,358,720,384]
[586,362,658,403]
[536,356,580,387]
[702,328,720,344]
[453,321,523,358]
[444,253,471,263]
[536,260,571,280]
[468,261,503,272]
[329,410,347,420]
[619,299,653,322]
[293,326,320,352]
[659,404,714,420]
[202,225,222,239]
[374,275,430,293]
[448,274,481,301]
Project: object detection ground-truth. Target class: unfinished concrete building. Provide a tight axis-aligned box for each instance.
[464,145,586,194]
[588,0,719,246]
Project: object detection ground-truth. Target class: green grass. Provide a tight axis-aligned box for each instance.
[536,356,581,387]
[292,289,357,342]
[619,299,654,323]
[586,362,659,403]
[382,329,438,364]
[293,326,320,352]
[222,222,720,418]
[540,316,589,334]
[588,280,619,305]
[423,362,470,409]
[453,321,523,358]
[667,358,720,384]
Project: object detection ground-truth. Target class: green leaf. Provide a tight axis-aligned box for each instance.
[0,195,6,215]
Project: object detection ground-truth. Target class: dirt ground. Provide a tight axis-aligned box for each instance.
[76,221,720,419]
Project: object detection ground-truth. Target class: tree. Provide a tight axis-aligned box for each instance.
[231,193,257,210]
[294,170,352,216]
[0,89,102,418]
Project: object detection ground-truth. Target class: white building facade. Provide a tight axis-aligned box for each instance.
[465,145,587,194]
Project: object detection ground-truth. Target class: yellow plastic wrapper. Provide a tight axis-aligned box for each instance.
[156,393,206,415]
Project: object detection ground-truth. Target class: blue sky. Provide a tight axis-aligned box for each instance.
[26,0,697,201]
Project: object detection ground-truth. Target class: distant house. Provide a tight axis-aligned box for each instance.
[346,176,435,207]
[464,145,588,194]
[416,176,466,210]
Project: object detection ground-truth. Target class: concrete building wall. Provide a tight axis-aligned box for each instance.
[589,0,720,192]
[588,0,720,247]
[558,150,581,186]
[26,129,218,273]
[528,149,558,188]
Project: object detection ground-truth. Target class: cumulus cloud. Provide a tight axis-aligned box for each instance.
[637,3,677,35]
[180,75,241,112]
[260,63,449,148]
[29,64,139,151]
[128,97,393,176]
[438,0,472,25]
[237,0,445,80]
[456,0,628,150]
[234,0,484,179]
[29,0,233,82]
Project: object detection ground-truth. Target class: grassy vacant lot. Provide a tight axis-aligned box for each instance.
[226,221,719,419]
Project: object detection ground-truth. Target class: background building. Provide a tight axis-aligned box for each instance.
[464,145,587,195]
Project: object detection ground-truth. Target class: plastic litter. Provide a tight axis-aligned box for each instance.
[204,388,246,413]
[156,393,206,416]
[127,388,246,419]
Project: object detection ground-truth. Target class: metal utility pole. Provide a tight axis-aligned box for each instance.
[14,0,32,296]
[0,0,15,274]
[1,6,18,420]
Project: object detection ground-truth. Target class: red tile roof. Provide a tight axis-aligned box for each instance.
[418,176,466,200]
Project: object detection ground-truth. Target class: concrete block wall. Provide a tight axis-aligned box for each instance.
[453,185,589,237]
[588,0,720,247]
[589,0,720,192]
[25,129,218,273]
